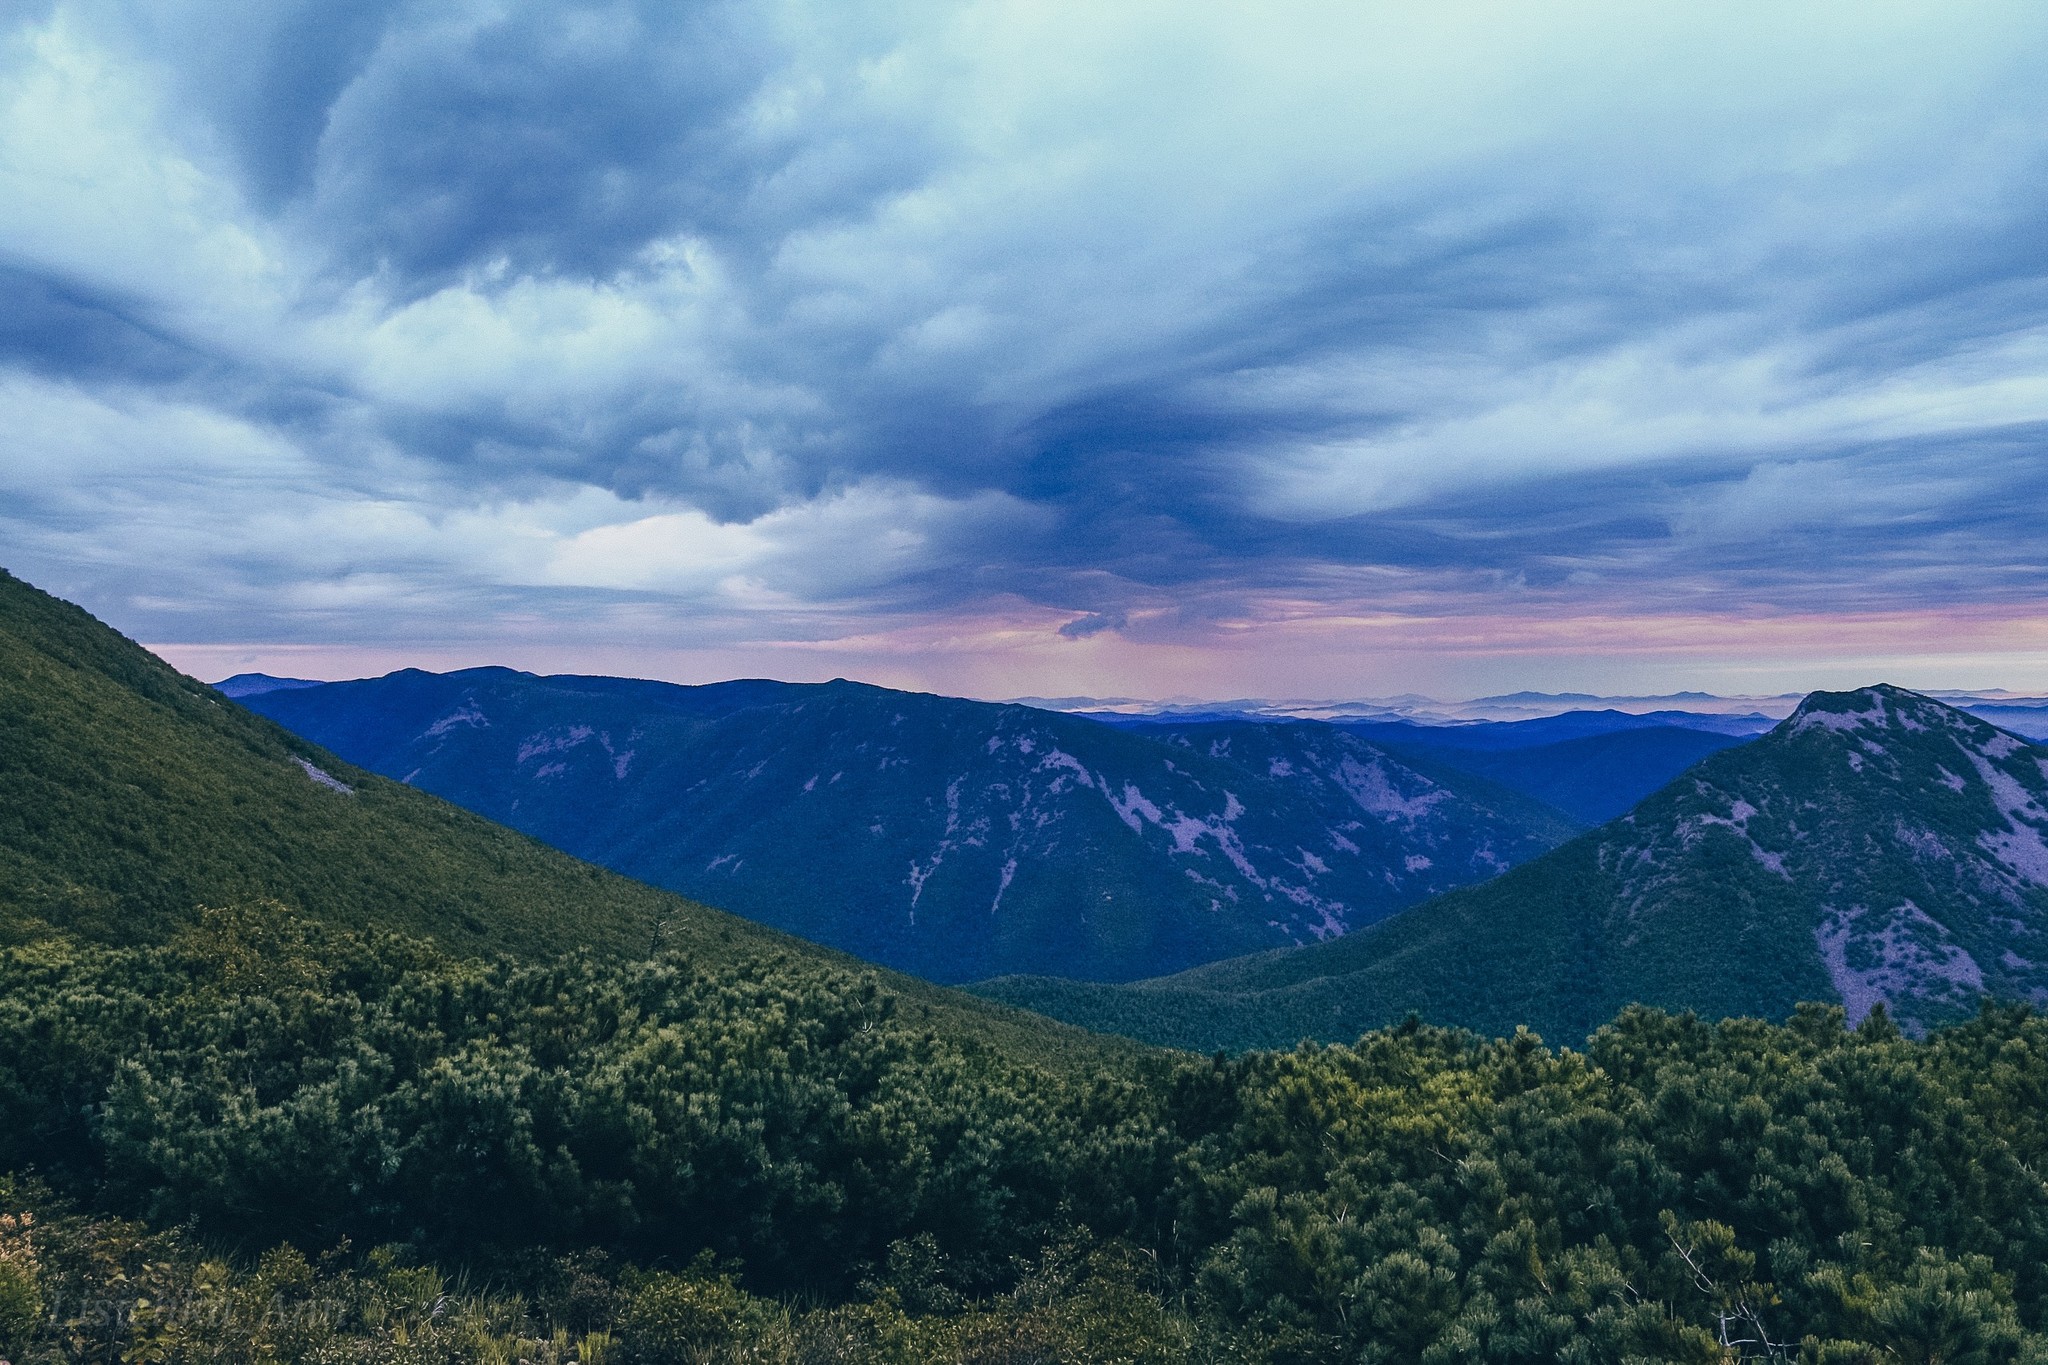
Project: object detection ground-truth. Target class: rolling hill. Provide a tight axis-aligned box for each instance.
[241,669,1580,983]
[976,684,2048,1047]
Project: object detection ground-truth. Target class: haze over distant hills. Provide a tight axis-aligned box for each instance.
[1014,689,1797,725]
[979,685,2048,1048]
[240,667,1583,983]
[1022,687,2048,735]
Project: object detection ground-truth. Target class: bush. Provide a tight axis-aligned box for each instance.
[617,1261,767,1363]
[0,1211,42,1356]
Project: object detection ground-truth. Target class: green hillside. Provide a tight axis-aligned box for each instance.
[0,566,663,956]
[0,568,1122,1069]
[979,685,2048,1049]
[11,574,2048,1359]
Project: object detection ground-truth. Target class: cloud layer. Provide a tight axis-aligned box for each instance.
[4,0,2046,696]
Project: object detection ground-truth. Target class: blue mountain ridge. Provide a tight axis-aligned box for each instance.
[241,668,1590,983]
[977,685,2048,1047]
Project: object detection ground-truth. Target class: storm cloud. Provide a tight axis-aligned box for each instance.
[3,1,2046,696]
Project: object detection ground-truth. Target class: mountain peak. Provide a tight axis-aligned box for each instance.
[1785,683,1959,735]
[994,680,2048,1046]
[1778,684,2035,783]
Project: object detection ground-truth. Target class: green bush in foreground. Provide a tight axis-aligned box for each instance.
[10,905,2048,1361]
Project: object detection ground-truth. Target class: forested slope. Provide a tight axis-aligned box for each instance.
[12,922,2048,1363]
[0,567,673,958]
[980,685,2048,1050]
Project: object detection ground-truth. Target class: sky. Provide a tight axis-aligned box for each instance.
[3,0,2047,701]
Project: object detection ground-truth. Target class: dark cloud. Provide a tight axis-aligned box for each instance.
[124,0,411,210]
[1057,610,1126,640]
[4,1,2048,684]
[302,3,773,284]
[0,268,213,384]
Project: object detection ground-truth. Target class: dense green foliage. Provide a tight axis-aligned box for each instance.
[0,907,1155,1291]
[982,687,2048,1050]
[13,904,2048,1359]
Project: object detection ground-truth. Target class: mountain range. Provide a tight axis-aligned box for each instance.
[978,684,2048,1046]
[1366,724,1749,825]
[1242,713,1751,825]
[18,574,2048,1360]
[35,564,2048,1058]
[239,669,1584,982]
[1036,686,2048,737]
[0,567,1099,1064]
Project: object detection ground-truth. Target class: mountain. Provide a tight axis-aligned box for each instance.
[1332,708,1777,748]
[1104,708,1767,817]
[975,685,2048,1046]
[212,672,327,698]
[0,567,1124,1065]
[1377,725,1752,824]
[0,567,773,959]
[17,579,2048,1362]
[240,669,1581,983]
[1960,700,2048,741]
[1126,711,1754,825]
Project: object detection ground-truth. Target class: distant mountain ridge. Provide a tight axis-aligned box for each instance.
[1099,714,1751,826]
[1381,726,1750,825]
[1027,687,2048,735]
[241,667,1582,983]
[212,672,328,698]
[976,685,2048,1046]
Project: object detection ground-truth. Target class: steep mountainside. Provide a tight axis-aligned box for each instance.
[1390,726,1751,824]
[0,568,1124,1067]
[244,670,1579,982]
[977,685,2048,1045]
[0,572,649,958]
